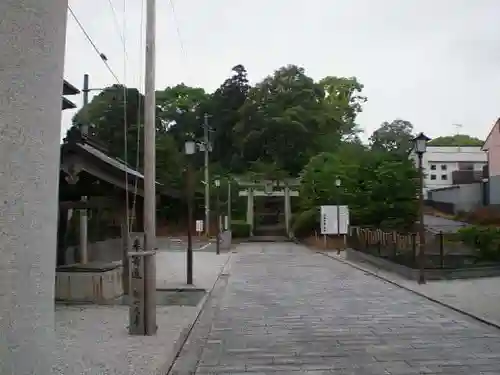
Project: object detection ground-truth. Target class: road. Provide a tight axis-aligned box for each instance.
[424,214,469,233]
[173,243,500,374]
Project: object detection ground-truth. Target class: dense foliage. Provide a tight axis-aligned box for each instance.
[428,134,483,147]
[455,226,500,262]
[70,63,470,231]
[298,149,419,231]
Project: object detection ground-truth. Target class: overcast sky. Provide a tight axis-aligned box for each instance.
[63,0,500,142]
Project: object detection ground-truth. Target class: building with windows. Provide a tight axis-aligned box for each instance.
[409,145,487,197]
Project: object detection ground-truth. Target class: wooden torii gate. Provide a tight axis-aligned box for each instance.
[237,179,299,237]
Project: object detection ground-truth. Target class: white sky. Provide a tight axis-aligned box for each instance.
[63,0,500,142]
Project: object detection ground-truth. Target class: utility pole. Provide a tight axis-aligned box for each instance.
[79,74,90,265]
[83,73,89,107]
[186,153,194,284]
[215,179,221,255]
[142,0,157,334]
[227,178,232,231]
[203,113,210,237]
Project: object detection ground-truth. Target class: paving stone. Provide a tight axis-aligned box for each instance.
[184,243,500,374]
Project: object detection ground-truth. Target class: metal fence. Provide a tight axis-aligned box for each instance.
[347,227,478,269]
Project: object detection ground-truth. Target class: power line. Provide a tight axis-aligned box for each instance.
[169,0,191,82]
[68,5,122,84]
[130,0,146,230]
[106,0,130,63]
[169,0,187,59]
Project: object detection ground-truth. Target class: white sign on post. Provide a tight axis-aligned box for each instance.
[195,220,204,235]
[320,205,349,235]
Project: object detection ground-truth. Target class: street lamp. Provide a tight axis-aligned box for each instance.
[335,179,341,254]
[185,140,196,285]
[214,178,221,255]
[412,132,430,285]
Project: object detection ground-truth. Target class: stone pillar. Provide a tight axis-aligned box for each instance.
[0,1,68,374]
[246,188,254,235]
[79,197,88,264]
[284,187,291,237]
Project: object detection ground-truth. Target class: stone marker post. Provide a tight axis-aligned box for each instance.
[128,237,156,335]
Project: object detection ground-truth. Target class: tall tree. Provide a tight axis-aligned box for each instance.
[71,85,149,168]
[312,76,366,151]
[235,65,326,175]
[209,64,250,171]
[369,119,414,155]
[156,84,209,143]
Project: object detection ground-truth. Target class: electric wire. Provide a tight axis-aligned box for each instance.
[169,0,188,64]
[68,5,122,85]
[130,0,146,231]
[122,0,131,234]
[106,0,130,63]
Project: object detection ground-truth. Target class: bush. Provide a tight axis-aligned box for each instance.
[456,207,500,226]
[231,220,251,238]
[456,225,500,261]
[292,208,319,238]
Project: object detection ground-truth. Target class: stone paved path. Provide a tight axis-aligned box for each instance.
[187,243,500,374]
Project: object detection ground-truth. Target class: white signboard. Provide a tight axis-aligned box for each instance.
[196,220,204,234]
[320,205,349,235]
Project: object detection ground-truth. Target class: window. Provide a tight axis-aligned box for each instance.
[430,174,437,180]
[441,174,448,180]
[441,164,447,171]
[430,164,437,170]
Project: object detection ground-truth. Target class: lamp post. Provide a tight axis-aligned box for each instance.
[412,132,430,285]
[335,178,341,254]
[214,178,221,255]
[185,140,196,285]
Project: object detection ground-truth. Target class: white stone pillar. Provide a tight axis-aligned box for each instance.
[0,1,68,374]
[284,187,291,237]
[246,189,254,235]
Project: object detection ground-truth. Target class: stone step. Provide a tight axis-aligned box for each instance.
[246,236,291,243]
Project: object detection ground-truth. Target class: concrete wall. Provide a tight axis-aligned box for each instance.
[484,120,500,176]
[55,266,123,303]
[429,183,483,213]
[489,175,500,205]
[0,1,68,373]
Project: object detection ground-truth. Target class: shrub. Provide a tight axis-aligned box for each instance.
[456,225,500,261]
[231,220,251,238]
[292,208,319,238]
[457,207,500,226]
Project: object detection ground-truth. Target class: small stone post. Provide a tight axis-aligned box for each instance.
[246,188,254,236]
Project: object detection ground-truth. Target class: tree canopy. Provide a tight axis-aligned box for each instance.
[369,119,414,156]
[428,134,483,147]
[70,63,420,231]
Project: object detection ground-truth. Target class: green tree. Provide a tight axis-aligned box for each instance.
[72,85,150,167]
[209,64,250,171]
[428,134,483,146]
[235,65,365,176]
[238,65,324,174]
[156,84,210,144]
[317,76,366,149]
[369,119,414,155]
[299,150,418,229]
